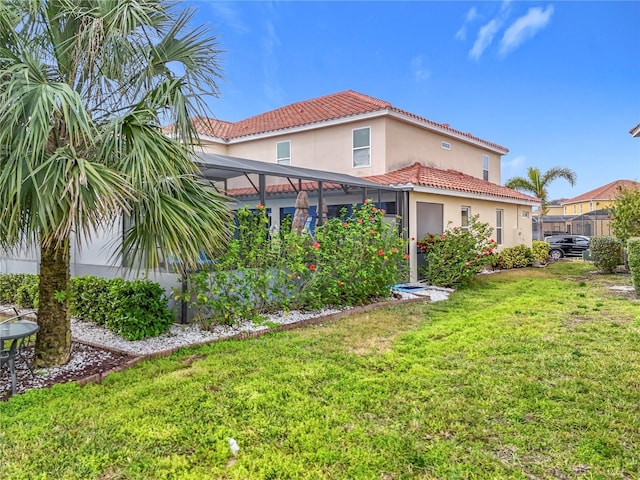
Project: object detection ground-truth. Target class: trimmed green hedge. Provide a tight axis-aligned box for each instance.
[590,236,623,274]
[497,244,534,269]
[0,273,39,308]
[0,273,174,340]
[532,240,550,265]
[627,238,640,295]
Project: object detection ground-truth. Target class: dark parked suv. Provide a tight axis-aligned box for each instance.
[544,235,590,260]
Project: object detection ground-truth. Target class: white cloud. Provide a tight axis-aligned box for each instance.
[411,55,431,82]
[502,155,527,175]
[469,19,501,60]
[466,7,478,22]
[455,7,479,41]
[499,5,554,57]
[262,19,284,105]
[208,2,249,34]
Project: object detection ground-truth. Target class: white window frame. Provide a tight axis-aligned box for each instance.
[496,209,504,245]
[461,206,471,230]
[441,141,451,150]
[352,127,371,168]
[482,154,489,181]
[276,140,291,165]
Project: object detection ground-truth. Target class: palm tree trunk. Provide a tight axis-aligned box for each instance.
[34,238,71,367]
[538,213,544,240]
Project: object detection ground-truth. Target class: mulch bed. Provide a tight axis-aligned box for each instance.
[1,342,136,401]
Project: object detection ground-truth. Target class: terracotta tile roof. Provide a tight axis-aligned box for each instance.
[366,162,539,202]
[172,90,508,152]
[563,180,640,204]
[226,181,343,198]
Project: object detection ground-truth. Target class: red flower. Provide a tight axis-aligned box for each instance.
[357,218,363,224]
[381,209,386,214]
[364,199,370,204]
[337,280,344,286]
[313,242,320,250]
[343,222,349,227]
[378,249,384,256]
[370,229,376,234]
[372,207,378,212]
[465,261,470,266]
[441,233,447,238]
[309,264,316,271]
[391,247,398,253]
[411,237,415,241]
[256,203,264,210]
[404,253,410,260]
[369,216,375,222]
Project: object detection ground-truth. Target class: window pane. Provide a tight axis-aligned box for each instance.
[353,147,370,167]
[277,141,290,159]
[353,128,370,148]
[461,207,470,228]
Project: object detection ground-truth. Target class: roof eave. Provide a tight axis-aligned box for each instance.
[386,111,509,155]
[409,184,539,205]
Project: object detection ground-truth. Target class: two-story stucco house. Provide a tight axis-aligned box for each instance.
[170,90,538,279]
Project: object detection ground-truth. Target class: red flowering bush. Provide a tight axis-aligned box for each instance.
[417,215,496,287]
[177,201,409,326]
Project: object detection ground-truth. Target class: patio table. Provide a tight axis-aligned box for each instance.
[1,320,39,395]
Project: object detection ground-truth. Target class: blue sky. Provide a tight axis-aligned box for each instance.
[187,1,640,201]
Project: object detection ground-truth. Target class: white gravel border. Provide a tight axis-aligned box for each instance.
[71,286,452,356]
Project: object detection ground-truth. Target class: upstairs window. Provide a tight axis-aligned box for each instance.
[276,140,291,165]
[353,127,371,167]
[482,154,489,181]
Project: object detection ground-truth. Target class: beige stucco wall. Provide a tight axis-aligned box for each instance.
[196,116,502,183]
[407,191,532,280]
[384,118,502,183]
[200,118,388,177]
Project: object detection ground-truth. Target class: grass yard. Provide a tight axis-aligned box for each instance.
[1,262,639,479]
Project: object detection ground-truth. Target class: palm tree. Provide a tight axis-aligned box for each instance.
[505,167,577,241]
[0,1,231,367]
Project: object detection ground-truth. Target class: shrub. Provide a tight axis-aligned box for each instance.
[627,238,640,295]
[177,201,409,327]
[69,276,112,326]
[589,236,623,274]
[532,240,550,265]
[496,244,534,269]
[106,279,174,340]
[14,274,39,308]
[611,187,640,242]
[0,273,39,308]
[417,215,496,288]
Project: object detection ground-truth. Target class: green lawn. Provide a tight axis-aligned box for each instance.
[1,262,639,479]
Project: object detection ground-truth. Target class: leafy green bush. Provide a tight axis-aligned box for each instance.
[627,238,640,295]
[611,188,640,242]
[177,201,409,327]
[69,276,112,326]
[0,273,39,308]
[417,215,496,287]
[105,279,174,340]
[532,240,550,265]
[590,236,623,274]
[496,244,534,269]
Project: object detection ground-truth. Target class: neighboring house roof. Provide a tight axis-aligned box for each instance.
[630,123,640,138]
[164,90,508,153]
[366,162,539,203]
[562,179,640,205]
